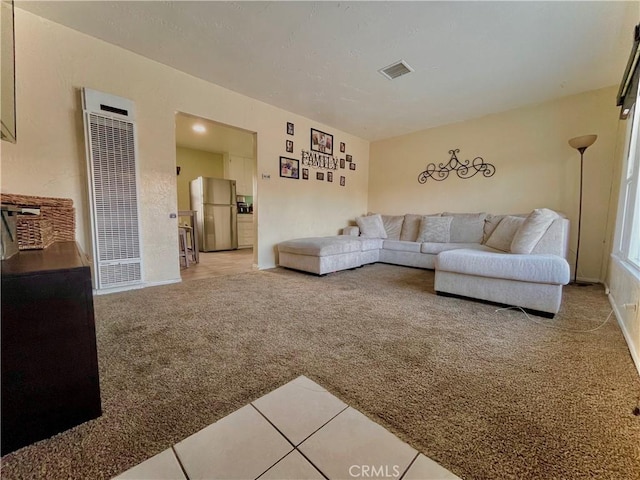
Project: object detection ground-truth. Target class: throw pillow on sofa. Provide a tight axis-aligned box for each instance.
[485,216,525,252]
[442,212,487,243]
[400,213,439,241]
[484,213,528,242]
[416,216,453,243]
[356,214,388,239]
[511,208,559,254]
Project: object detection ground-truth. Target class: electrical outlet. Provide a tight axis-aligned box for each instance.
[262,174,271,179]
[623,303,638,311]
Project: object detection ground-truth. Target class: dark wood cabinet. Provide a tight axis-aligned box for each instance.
[1,242,102,455]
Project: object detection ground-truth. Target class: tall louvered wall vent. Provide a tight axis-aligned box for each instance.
[378,60,414,80]
[82,88,142,291]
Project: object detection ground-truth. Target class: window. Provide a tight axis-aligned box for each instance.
[616,91,640,271]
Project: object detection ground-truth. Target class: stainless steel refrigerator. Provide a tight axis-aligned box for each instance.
[190,177,238,252]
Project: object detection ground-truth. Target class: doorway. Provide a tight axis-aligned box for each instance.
[175,112,257,280]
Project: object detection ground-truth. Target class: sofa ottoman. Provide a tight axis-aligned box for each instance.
[435,249,571,317]
[278,236,363,275]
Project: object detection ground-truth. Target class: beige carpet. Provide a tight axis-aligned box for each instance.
[2,264,639,480]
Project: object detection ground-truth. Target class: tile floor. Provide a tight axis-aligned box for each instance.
[114,376,460,480]
[180,249,255,282]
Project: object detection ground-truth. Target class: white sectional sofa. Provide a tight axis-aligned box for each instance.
[277,210,571,317]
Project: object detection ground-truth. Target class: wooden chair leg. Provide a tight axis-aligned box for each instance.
[178,227,189,268]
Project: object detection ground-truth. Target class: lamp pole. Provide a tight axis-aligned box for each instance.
[574,147,586,285]
[568,134,597,286]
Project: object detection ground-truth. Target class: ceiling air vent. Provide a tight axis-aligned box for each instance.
[378,60,414,80]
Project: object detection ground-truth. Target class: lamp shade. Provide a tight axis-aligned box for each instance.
[568,134,597,150]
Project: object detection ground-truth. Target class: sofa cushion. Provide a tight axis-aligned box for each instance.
[436,249,570,284]
[484,214,505,242]
[279,236,362,257]
[383,240,422,253]
[485,216,526,252]
[342,226,360,237]
[511,208,559,254]
[442,212,487,243]
[381,215,404,241]
[484,213,528,242]
[421,243,495,255]
[356,214,387,239]
[357,237,384,251]
[400,213,439,242]
[416,216,452,243]
[399,214,421,242]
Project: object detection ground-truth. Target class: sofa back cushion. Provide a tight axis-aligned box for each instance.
[356,214,388,239]
[416,216,452,243]
[484,213,529,243]
[395,214,426,241]
[511,208,559,254]
[484,214,505,242]
[399,214,421,242]
[485,216,525,252]
[442,212,487,243]
[381,215,404,241]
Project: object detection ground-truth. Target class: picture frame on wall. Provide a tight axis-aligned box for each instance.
[327,172,333,182]
[287,122,294,135]
[316,172,324,181]
[349,162,356,171]
[340,158,345,169]
[286,140,293,153]
[302,168,309,180]
[340,176,346,186]
[310,128,333,155]
[280,156,299,179]
[346,154,352,162]
[340,142,346,153]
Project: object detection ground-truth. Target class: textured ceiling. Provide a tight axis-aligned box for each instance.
[18,1,638,141]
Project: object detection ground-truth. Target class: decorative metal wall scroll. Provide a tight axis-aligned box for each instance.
[418,149,496,183]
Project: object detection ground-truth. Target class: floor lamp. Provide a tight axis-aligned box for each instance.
[568,134,597,285]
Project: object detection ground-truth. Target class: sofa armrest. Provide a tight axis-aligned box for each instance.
[342,226,360,236]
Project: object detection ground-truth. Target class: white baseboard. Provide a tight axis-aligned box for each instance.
[145,278,182,287]
[93,278,181,295]
[94,283,145,295]
[608,292,640,378]
[576,276,601,284]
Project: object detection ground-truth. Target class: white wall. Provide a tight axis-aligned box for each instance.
[608,259,640,375]
[606,0,640,374]
[369,87,621,282]
[1,9,369,284]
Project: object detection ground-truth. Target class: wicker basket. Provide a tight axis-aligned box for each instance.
[1,193,73,208]
[16,214,55,250]
[40,206,76,242]
[1,193,76,246]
